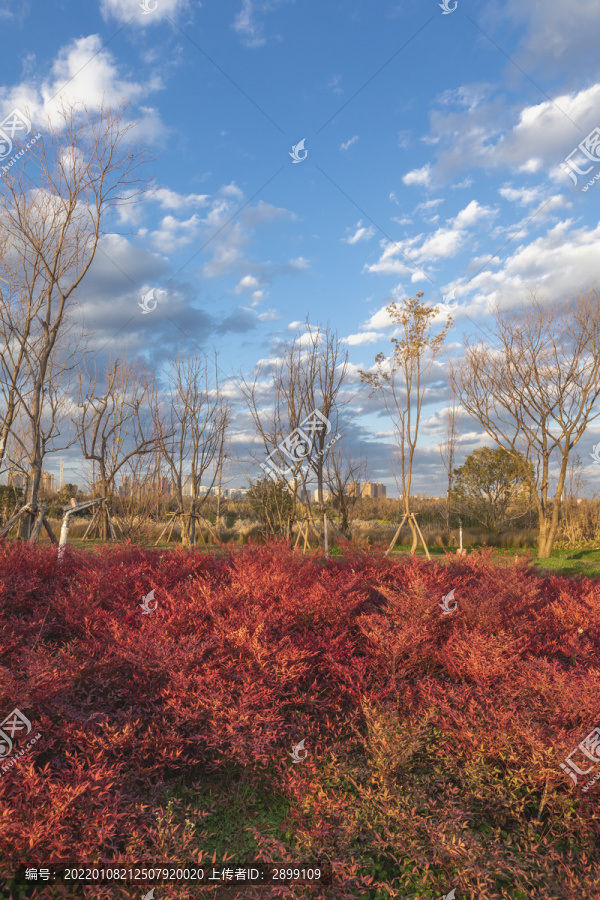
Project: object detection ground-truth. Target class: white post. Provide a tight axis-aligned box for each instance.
[324,513,329,560]
[58,498,106,563]
[459,518,463,552]
[58,514,71,562]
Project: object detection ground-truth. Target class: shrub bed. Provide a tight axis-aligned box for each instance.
[0,539,599,899]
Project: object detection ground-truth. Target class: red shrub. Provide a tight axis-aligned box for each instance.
[0,539,598,899]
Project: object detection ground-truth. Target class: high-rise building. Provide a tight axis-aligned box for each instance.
[41,471,54,493]
[288,484,309,503]
[225,488,249,499]
[347,482,361,498]
[361,482,386,499]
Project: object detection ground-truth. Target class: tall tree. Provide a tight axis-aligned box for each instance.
[0,99,151,538]
[246,476,294,539]
[449,447,534,534]
[241,320,350,550]
[75,357,158,540]
[153,350,229,548]
[449,289,600,557]
[359,292,451,553]
[324,440,367,535]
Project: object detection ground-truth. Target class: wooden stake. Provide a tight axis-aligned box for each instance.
[198,516,219,545]
[166,515,177,544]
[155,510,179,546]
[0,504,33,537]
[302,520,309,553]
[293,519,303,549]
[42,516,58,545]
[385,514,408,557]
[411,513,431,561]
[82,507,99,540]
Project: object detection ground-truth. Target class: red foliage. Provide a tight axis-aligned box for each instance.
[0,539,599,899]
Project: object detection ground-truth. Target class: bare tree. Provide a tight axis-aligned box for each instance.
[241,320,350,550]
[359,292,451,553]
[239,368,301,543]
[324,439,367,535]
[4,334,81,541]
[153,350,229,548]
[111,445,164,541]
[0,99,151,538]
[449,289,600,557]
[75,357,158,540]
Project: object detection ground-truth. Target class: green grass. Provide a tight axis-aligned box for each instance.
[386,544,600,578]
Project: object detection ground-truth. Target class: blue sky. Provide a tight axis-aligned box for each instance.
[1,0,600,495]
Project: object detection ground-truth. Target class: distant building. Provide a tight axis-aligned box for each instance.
[226,488,248,500]
[41,471,54,493]
[361,482,386,499]
[181,481,224,498]
[347,482,361,498]
[5,470,54,493]
[154,476,174,496]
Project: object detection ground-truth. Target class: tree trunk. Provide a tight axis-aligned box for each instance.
[180,512,190,548]
[403,492,417,554]
[19,468,40,540]
[538,513,551,558]
[101,478,110,541]
[189,496,196,547]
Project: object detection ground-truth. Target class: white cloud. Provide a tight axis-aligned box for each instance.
[220,182,245,200]
[451,199,496,229]
[0,35,163,132]
[416,199,444,212]
[499,185,544,205]
[503,0,600,76]
[341,331,386,346]
[343,221,375,244]
[100,0,190,25]
[365,200,497,276]
[463,217,600,310]
[419,83,600,186]
[288,256,309,270]
[232,0,289,47]
[362,305,396,331]
[451,177,474,189]
[150,213,203,254]
[341,135,359,151]
[402,164,432,187]
[197,193,294,278]
[233,0,266,46]
[257,308,279,322]
[151,187,210,210]
[235,274,260,293]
